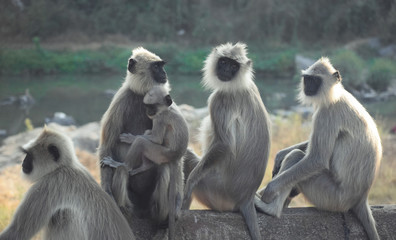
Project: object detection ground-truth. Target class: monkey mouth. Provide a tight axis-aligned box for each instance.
[217,74,233,82]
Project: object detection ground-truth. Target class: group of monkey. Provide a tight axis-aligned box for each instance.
[0,43,382,240]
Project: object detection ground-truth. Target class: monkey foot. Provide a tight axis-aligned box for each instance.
[100,156,125,169]
[254,196,282,218]
[129,161,154,176]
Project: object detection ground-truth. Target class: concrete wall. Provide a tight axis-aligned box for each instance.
[128,205,396,240]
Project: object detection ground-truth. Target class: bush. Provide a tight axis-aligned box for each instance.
[250,48,297,77]
[367,58,396,91]
[331,50,366,88]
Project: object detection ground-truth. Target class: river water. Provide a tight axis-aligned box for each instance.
[1,72,393,140]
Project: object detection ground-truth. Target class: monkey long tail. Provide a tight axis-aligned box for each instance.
[168,162,177,240]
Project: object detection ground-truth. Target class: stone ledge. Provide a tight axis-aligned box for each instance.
[128,205,396,240]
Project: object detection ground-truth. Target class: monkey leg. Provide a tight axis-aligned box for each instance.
[240,199,261,240]
[150,166,171,225]
[257,149,305,217]
[130,136,174,165]
[351,198,380,240]
[119,133,137,144]
[182,142,228,210]
[112,166,132,209]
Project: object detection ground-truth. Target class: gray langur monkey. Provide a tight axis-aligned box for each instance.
[0,127,135,240]
[182,43,271,240]
[256,57,382,240]
[98,47,171,218]
[101,85,188,238]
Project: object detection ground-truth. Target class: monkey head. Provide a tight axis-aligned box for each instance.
[143,86,173,118]
[203,42,254,92]
[126,47,170,95]
[299,57,343,107]
[20,126,77,182]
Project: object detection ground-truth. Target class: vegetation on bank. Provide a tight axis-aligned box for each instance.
[1,41,395,91]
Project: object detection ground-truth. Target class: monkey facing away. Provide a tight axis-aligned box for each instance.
[0,127,135,240]
[256,57,382,240]
[182,43,271,240]
[101,85,188,238]
[98,47,171,218]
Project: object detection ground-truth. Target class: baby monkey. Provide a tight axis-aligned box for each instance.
[101,85,188,239]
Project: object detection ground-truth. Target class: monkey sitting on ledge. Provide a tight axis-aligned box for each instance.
[256,57,382,240]
[0,127,135,240]
[101,85,188,239]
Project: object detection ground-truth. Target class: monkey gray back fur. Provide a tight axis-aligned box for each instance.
[0,127,135,240]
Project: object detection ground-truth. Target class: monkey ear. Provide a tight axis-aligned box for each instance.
[333,71,342,82]
[165,95,173,106]
[247,59,252,67]
[48,144,60,162]
[128,59,137,73]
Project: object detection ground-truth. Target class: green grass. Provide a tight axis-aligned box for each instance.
[0,43,299,78]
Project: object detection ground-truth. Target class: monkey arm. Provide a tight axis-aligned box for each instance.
[142,118,167,145]
[182,142,229,209]
[0,183,60,240]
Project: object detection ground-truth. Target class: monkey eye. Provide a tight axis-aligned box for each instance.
[232,64,238,70]
[220,59,226,65]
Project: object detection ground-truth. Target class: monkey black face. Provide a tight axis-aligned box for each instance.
[20,145,60,174]
[164,94,173,106]
[303,75,322,96]
[21,148,33,174]
[144,104,157,118]
[216,57,240,82]
[150,61,167,84]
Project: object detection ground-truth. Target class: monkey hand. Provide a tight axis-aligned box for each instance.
[261,182,280,203]
[119,133,136,144]
[273,150,288,178]
[100,156,125,169]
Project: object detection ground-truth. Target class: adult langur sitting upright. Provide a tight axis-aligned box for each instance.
[256,57,382,240]
[182,42,271,240]
[98,47,171,220]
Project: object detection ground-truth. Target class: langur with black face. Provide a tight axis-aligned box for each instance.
[182,43,271,240]
[256,57,382,240]
[101,85,188,239]
[0,127,135,240]
[98,47,171,218]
